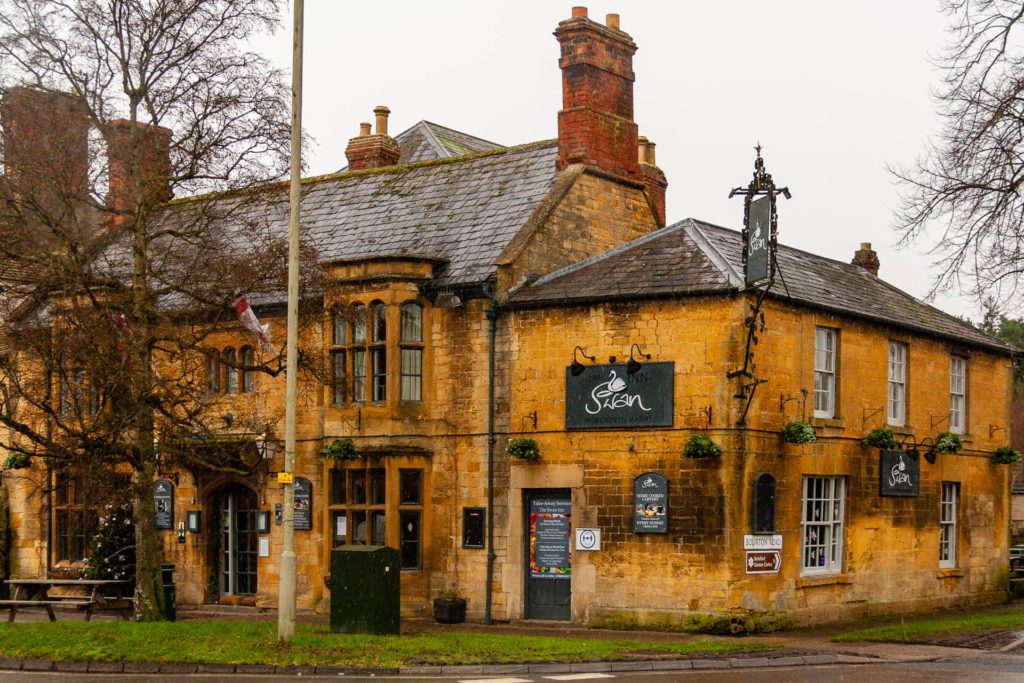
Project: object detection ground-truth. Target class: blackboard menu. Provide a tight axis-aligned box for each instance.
[529,498,571,579]
[154,479,174,530]
[633,472,668,533]
[294,477,311,530]
[879,450,919,497]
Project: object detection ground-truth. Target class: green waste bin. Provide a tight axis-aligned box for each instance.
[161,563,176,622]
[329,546,399,634]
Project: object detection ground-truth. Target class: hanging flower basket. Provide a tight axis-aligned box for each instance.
[3,452,30,470]
[992,446,1021,464]
[934,432,963,454]
[861,427,899,450]
[780,420,816,444]
[684,433,722,459]
[321,438,360,461]
[507,438,541,462]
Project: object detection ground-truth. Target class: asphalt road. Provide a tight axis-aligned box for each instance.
[0,656,1021,682]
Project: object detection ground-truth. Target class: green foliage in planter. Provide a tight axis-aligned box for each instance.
[780,420,816,444]
[684,433,722,459]
[992,446,1022,464]
[2,452,30,470]
[507,438,541,462]
[84,506,136,582]
[934,432,963,453]
[321,438,359,461]
[861,427,899,450]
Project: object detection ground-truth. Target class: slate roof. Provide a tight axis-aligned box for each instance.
[511,218,1012,354]
[338,121,503,171]
[158,140,558,289]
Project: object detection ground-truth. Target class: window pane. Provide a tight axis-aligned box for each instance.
[400,348,422,402]
[331,511,347,547]
[329,469,345,505]
[400,511,421,569]
[400,470,422,505]
[241,347,255,392]
[207,353,220,393]
[352,304,366,343]
[332,310,347,345]
[400,303,423,342]
[370,468,386,505]
[224,348,238,394]
[350,469,366,504]
[371,303,386,342]
[371,348,386,402]
[351,511,367,544]
[332,350,346,405]
[56,510,69,561]
[371,511,387,545]
[753,474,775,533]
[352,350,366,402]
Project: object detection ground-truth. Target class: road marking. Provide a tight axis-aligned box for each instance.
[543,675,615,681]
[458,678,532,683]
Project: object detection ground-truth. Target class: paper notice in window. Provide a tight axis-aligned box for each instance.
[258,537,269,557]
[336,515,347,537]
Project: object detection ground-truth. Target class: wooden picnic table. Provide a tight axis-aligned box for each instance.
[2,578,132,622]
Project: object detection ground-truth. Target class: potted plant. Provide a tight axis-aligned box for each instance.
[684,433,722,459]
[321,437,359,461]
[433,589,467,624]
[507,437,540,462]
[861,427,899,450]
[993,446,1021,464]
[780,420,816,444]
[3,451,30,469]
[934,432,963,454]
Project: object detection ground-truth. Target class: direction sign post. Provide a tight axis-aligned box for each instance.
[745,550,781,574]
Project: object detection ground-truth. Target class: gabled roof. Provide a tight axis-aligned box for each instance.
[511,218,1012,354]
[338,121,504,171]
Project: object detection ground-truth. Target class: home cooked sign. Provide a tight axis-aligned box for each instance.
[632,472,669,533]
[565,362,674,429]
[879,449,920,497]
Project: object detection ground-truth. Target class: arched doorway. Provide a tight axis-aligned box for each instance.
[209,483,259,599]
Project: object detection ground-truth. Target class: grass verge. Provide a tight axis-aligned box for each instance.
[0,621,776,667]
[832,608,1024,643]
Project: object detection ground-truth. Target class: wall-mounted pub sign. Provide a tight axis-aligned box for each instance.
[154,479,174,530]
[565,362,674,430]
[294,477,312,530]
[633,472,668,533]
[879,449,919,497]
[746,195,770,285]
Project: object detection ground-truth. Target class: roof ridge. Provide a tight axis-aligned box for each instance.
[419,120,503,150]
[416,121,452,159]
[521,222,690,292]
[681,219,743,289]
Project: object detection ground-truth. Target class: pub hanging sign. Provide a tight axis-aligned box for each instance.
[879,449,920,497]
[633,472,669,533]
[565,362,674,430]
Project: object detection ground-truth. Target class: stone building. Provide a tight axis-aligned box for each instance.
[0,7,1016,626]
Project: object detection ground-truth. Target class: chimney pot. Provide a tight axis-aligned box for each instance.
[572,6,588,18]
[359,122,371,137]
[646,140,657,166]
[851,242,880,276]
[606,13,620,29]
[860,242,871,250]
[373,105,390,136]
[637,136,649,164]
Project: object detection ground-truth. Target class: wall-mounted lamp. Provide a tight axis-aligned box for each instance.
[435,289,462,308]
[625,343,651,375]
[223,412,234,427]
[257,438,277,460]
[186,510,202,533]
[256,510,271,534]
[570,346,596,376]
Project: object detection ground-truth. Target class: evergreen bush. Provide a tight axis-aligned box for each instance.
[84,506,136,582]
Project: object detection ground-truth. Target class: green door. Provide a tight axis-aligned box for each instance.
[524,489,571,620]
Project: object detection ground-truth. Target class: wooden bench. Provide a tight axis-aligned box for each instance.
[4,578,132,622]
[0,599,91,622]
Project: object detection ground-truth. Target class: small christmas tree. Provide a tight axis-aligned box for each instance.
[84,506,136,583]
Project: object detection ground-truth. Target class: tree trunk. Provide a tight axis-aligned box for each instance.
[132,458,165,621]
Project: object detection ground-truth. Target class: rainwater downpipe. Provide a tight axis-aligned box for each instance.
[484,296,498,625]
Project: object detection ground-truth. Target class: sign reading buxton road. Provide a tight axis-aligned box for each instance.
[879,449,920,497]
[566,362,673,429]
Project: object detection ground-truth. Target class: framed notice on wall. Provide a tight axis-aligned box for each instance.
[632,472,668,533]
[154,479,174,530]
[294,477,312,530]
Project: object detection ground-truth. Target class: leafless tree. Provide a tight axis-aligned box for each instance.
[892,0,1024,307]
[0,0,322,620]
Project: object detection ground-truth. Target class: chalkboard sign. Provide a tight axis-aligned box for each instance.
[294,477,312,530]
[879,449,919,497]
[633,472,669,533]
[154,479,174,530]
[566,362,674,430]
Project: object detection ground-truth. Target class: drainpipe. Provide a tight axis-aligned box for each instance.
[484,295,498,625]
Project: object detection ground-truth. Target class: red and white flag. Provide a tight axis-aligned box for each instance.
[233,297,274,353]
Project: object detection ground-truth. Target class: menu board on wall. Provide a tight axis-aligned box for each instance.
[294,477,312,530]
[529,498,571,579]
[632,472,668,533]
[154,479,174,530]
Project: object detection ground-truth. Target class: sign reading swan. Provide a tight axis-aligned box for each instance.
[565,362,673,429]
[879,449,920,497]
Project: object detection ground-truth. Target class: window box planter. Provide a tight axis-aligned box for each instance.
[432,597,467,624]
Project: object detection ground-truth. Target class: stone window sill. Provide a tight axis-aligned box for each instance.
[936,568,964,578]
[811,417,845,430]
[797,573,850,588]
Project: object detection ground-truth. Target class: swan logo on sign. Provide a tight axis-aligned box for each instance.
[566,362,674,429]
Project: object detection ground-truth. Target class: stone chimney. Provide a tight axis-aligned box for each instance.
[638,136,667,226]
[345,106,401,170]
[554,7,641,182]
[851,242,880,276]
[104,119,173,217]
[1,87,90,213]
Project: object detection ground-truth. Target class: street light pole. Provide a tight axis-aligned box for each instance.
[278,0,303,642]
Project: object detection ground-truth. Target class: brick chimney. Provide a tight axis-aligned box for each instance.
[1,87,90,212]
[345,106,401,170]
[104,119,172,216]
[851,242,880,276]
[554,7,641,182]
[638,136,667,226]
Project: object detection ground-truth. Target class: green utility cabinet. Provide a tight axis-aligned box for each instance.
[329,546,400,634]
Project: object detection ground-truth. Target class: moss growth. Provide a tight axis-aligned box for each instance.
[590,608,788,636]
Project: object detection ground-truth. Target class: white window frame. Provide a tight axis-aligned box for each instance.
[939,482,958,568]
[801,476,845,576]
[814,327,837,418]
[887,341,907,426]
[949,356,966,434]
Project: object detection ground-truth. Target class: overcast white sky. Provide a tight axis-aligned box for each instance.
[252,1,973,318]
